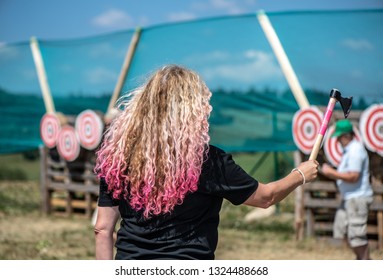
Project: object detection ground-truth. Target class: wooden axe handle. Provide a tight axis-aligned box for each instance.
[309,98,337,160]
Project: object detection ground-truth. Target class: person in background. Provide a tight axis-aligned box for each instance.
[94,64,318,260]
[321,119,373,260]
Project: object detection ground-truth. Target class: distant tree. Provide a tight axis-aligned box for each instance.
[22,149,39,161]
[356,97,369,110]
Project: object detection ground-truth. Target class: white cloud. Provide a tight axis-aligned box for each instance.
[85,67,117,84]
[184,50,230,63]
[200,50,283,83]
[22,69,37,80]
[192,0,256,15]
[137,15,150,27]
[88,43,125,59]
[341,39,374,51]
[210,0,244,14]
[167,12,196,22]
[92,9,134,28]
[0,43,19,59]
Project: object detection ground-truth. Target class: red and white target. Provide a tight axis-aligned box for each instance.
[56,125,80,162]
[292,106,323,155]
[40,113,61,148]
[359,104,383,156]
[323,124,362,167]
[75,109,104,150]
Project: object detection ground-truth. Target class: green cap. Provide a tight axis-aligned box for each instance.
[332,119,353,138]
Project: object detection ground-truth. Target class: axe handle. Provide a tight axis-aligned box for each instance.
[309,97,337,160]
[309,134,324,160]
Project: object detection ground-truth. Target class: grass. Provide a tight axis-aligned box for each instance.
[0,152,40,181]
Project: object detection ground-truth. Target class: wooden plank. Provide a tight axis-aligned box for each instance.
[304,181,337,192]
[47,158,66,168]
[51,197,97,209]
[304,193,340,208]
[314,222,378,234]
[371,201,383,211]
[377,211,383,249]
[48,182,99,194]
[47,170,98,181]
[372,183,383,194]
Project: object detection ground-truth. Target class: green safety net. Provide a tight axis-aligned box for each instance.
[0,10,382,154]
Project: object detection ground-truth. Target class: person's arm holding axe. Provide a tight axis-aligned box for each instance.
[246,89,352,208]
[244,160,318,208]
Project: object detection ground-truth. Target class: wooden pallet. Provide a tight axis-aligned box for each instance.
[40,146,99,218]
[302,178,383,249]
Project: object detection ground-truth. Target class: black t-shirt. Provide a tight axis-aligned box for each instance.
[98,145,258,260]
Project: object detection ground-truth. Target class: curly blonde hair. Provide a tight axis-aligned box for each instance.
[95,65,212,218]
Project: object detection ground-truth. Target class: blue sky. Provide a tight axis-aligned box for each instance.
[0,0,382,104]
[1,0,383,44]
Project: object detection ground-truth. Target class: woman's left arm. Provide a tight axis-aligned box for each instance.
[94,206,120,260]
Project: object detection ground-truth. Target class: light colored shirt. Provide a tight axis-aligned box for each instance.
[336,139,373,200]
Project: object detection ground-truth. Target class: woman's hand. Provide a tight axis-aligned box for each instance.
[296,160,319,183]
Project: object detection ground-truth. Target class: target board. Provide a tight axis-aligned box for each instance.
[75,109,104,150]
[40,113,61,148]
[292,106,324,155]
[359,104,383,156]
[323,124,361,167]
[56,125,80,162]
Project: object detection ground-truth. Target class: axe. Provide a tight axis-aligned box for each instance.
[309,89,353,161]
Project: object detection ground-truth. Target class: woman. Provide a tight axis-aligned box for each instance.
[94,65,318,260]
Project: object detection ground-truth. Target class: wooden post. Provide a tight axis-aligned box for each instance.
[257,10,310,109]
[305,208,314,237]
[373,180,383,249]
[39,145,50,214]
[30,37,56,114]
[294,150,305,240]
[107,28,142,116]
[378,211,383,249]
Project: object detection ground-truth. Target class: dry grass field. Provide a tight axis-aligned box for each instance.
[1,181,382,260]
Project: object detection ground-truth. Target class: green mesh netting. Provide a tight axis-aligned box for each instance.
[0,10,382,154]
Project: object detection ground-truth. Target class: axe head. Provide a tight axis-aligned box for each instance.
[330,88,353,118]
